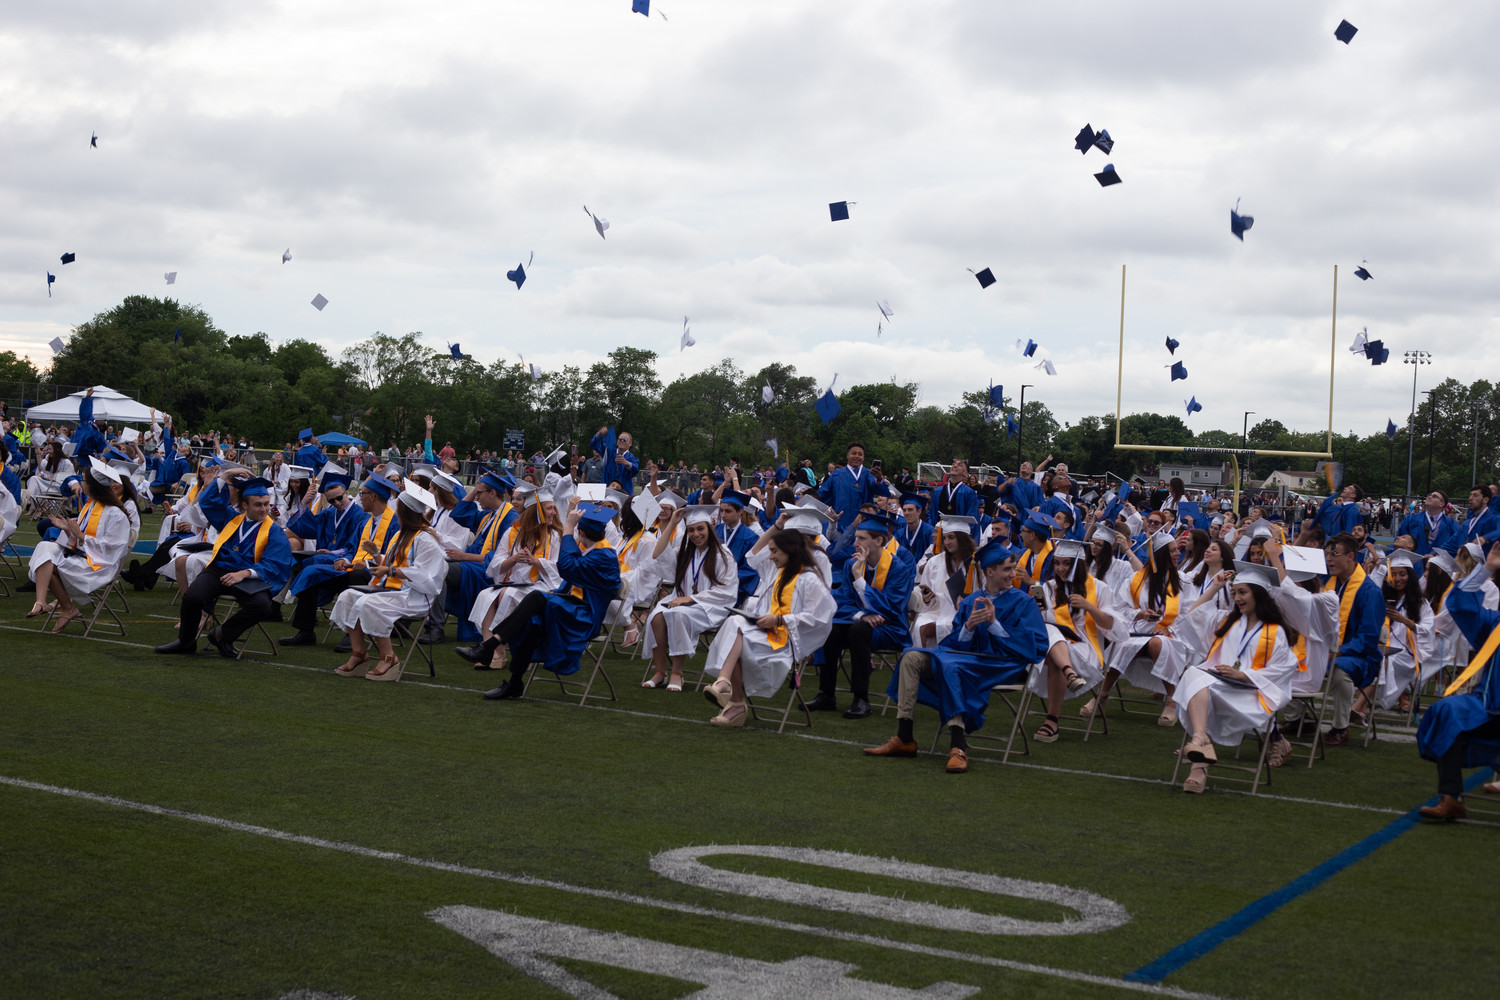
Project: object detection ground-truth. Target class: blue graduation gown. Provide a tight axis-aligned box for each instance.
[926,482,980,525]
[717,521,760,606]
[1465,497,1500,545]
[445,504,517,641]
[818,465,883,531]
[997,476,1043,513]
[591,429,639,494]
[1039,495,1086,540]
[204,516,294,595]
[517,536,622,675]
[1,465,19,504]
[1331,574,1387,688]
[896,518,934,561]
[288,500,369,556]
[832,545,916,651]
[294,443,328,473]
[1417,585,1500,765]
[71,395,106,462]
[1396,512,1462,555]
[1314,496,1361,538]
[289,506,399,597]
[887,587,1048,732]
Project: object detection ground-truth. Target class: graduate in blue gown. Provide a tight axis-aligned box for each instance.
[286,472,367,564]
[996,463,1044,514]
[1462,486,1500,546]
[926,461,981,527]
[293,428,328,474]
[154,477,293,657]
[426,470,518,643]
[0,438,20,505]
[70,388,107,464]
[1416,545,1500,821]
[865,538,1047,772]
[1039,472,1087,541]
[1312,486,1363,540]
[817,442,885,532]
[715,490,761,606]
[1321,532,1387,744]
[474,503,624,700]
[590,426,640,495]
[1396,492,1463,555]
[896,493,935,560]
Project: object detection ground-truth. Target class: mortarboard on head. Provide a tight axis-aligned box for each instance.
[164,272,177,285]
[900,492,928,511]
[680,315,695,352]
[939,513,977,534]
[1231,561,1279,591]
[87,457,122,485]
[1230,199,1254,240]
[432,470,464,496]
[60,252,76,265]
[1094,164,1121,187]
[1054,538,1089,562]
[298,427,314,441]
[398,480,437,516]
[286,465,314,480]
[1385,418,1397,440]
[1334,19,1357,44]
[282,248,292,264]
[583,205,609,239]
[1149,530,1175,553]
[976,537,1016,569]
[719,489,752,510]
[1022,510,1056,536]
[362,473,398,500]
[409,464,438,481]
[311,293,329,311]
[1428,549,1460,579]
[815,389,841,424]
[1168,361,1188,381]
[684,504,718,526]
[970,267,996,289]
[319,472,353,491]
[479,470,513,494]
[1354,264,1372,281]
[828,200,851,222]
[49,336,66,353]
[1036,359,1057,376]
[378,462,405,481]
[1019,338,1038,357]
[1091,525,1118,545]
[237,476,273,498]
[655,490,686,509]
[1165,336,1179,355]
[577,504,617,533]
[511,482,538,507]
[1186,396,1202,416]
[1388,549,1425,575]
[604,488,632,509]
[854,512,896,536]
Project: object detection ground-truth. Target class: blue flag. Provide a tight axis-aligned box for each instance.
[1386,419,1397,440]
[174,325,180,343]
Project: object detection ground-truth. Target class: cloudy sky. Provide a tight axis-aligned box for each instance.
[2,0,1496,441]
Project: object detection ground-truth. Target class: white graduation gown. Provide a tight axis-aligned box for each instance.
[332,530,447,638]
[1029,576,1122,699]
[467,527,562,632]
[911,554,967,646]
[1173,617,1300,745]
[25,459,74,500]
[1377,616,1425,709]
[1268,579,1338,697]
[0,489,19,549]
[29,504,130,597]
[703,547,836,699]
[1104,576,1210,693]
[641,541,739,659]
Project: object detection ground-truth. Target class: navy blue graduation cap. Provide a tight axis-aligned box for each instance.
[173,324,180,343]
[298,427,314,441]
[1021,338,1038,357]
[1005,413,1020,437]
[507,251,533,289]
[46,272,55,297]
[1354,263,1372,280]
[1364,339,1390,365]
[449,343,462,359]
[1386,418,1398,440]
[1074,124,1113,155]
[1334,20,1357,44]
[815,389,841,424]
[90,131,97,148]
[632,0,650,15]
[970,267,995,288]
[988,382,1004,407]
[1186,396,1202,416]
[1165,336,1179,354]
[900,492,928,511]
[60,252,76,265]
[1168,361,1188,381]
[1094,164,1121,187]
[829,201,850,222]
[1231,199,1254,240]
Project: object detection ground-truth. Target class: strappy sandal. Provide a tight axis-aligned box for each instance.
[1063,668,1087,694]
[335,653,371,677]
[709,700,747,728]
[704,677,733,709]
[26,601,57,619]
[666,671,684,693]
[365,655,404,682]
[50,608,81,633]
[1034,719,1060,743]
[642,672,667,689]
[1183,763,1209,794]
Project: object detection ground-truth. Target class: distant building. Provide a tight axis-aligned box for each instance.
[1261,469,1324,491]
[1158,462,1230,488]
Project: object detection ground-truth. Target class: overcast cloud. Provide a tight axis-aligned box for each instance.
[2,0,1496,439]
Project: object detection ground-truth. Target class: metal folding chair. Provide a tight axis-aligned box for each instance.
[1014,662,1108,743]
[41,571,130,638]
[745,656,815,733]
[927,683,1030,763]
[523,581,629,707]
[1169,716,1276,795]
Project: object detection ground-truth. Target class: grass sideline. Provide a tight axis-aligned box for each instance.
[1,519,1495,999]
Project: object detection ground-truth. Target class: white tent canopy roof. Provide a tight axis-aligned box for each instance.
[23,385,168,426]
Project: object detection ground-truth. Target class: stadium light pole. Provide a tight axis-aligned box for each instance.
[1474,403,1481,487]
[1403,350,1431,503]
[1016,384,1033,468]
[1242,411,1255,447]
[1423,388,1437,497]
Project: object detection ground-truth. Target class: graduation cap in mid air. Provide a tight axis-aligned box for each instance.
[1168,361,1188,381]
[1354,262,1372,280]
[173,325,180,343]
[1231,199,1254,240]
[815,388,841,425]
[1074,124,1113,155]
[1386,418,1398,440]
[679,316,695,352]
[90,131,98,148]
[969,267,996,289]
[49,336,66,353]
[311,293,329,311]
[1094,164,1121,187]
[282,248,292,264]
[1364,339,1390,365]
[1186,396,1202,416]
[520,354,542,382]
[46,272,55,297]
[507,252,533,289]
[1165,336,1179,355]
[60,252,76,265]
[1350,327,1369,353]
[829,200,852,222]
[988,382,1004,408]
[1334,19,1358,44]
[632,0,649,14]
[449,343,463,359]
[761,384,774,405]
[1019,338,1038,357]
[583,205,609,239]
[1036,359,1057,376]
[877,299,893,321]
[164,272,177,285]
[1005,413,1020,437]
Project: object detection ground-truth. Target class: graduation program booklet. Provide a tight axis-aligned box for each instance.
[1195,662,1257,688]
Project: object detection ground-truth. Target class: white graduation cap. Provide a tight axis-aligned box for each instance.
[765,437,778,456]
[656,490,686,509]
[431,470,462,495]
[118,427,139,444]
[311,293,329,311]
[398,480,437,516]
[583,205,609,239]
[409,465,438,481]
[797,495,834,518]
[164,271,177,285]
[605,489,632,509]
[1348,328,1368,354]
[49,337,66,354]
[575,483,608,502]
[1232,561,1280,591]
[61,442,77,457]
[109,458,142,476]
[88,456,122,484]
[543,470,575,508]
[631,491,661,526]
[512,482,539,507]
[680,315,695,351]
[1091,525,1118,544]
[762,384,774,405]
[939,513,977,534]
[1055,539,1089,562]
[784,509,826,536]
[1036,359,1058,376]
[1149,531,1175,552]
[1428,549,1460,579]
[685,504,718,526]
[877,299,893,321]
[1280,545,1326,583]
[542,446,568,468]
[282,248,292,264]
[286,465,314,479]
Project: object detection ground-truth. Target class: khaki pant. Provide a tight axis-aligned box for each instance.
[896,650,965,730]
[1284,667,1354,729]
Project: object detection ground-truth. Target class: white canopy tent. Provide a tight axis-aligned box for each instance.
[23,385,169,426]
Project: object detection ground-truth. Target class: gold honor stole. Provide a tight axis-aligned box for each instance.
[868,545,893,590]
[351,506,395,569]
[209,514,273,565]
[380,533,419,589]
[766,568,801,649]
[931,525,943,556]
[1129,569,1180,630]
[478,508,506,557]
[1055,575,1103,662]
[1016,541,1053,590]
[1444,623,1500,697]
[505,526,553,582]
[77,501,106,570]
[1208,622,1280,712]
[618,529,647,571]
[569,537,614,600]
[883,537,900,559]
[1323,565,1367,644]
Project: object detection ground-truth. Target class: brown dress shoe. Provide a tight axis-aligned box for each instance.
[1417,795,1467,822]
[863,736,919,757]
[946,748,969,773]
[1322,728,1350,747]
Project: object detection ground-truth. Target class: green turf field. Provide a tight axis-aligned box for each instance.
[2,521,1496,1000]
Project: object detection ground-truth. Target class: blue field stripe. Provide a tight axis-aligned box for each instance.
[1125,767,1495,984]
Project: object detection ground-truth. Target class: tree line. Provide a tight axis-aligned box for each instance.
[4,295,1494,499]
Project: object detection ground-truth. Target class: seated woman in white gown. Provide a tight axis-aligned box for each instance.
[331,481,447,683]
[911,515,977,648]
[1086,525,1134,598]
[1415,548,1471,686]
[275,467,316,551]
[460,482,562,669]
[1031,538,1122,743]
[24,441,74,511]
[701,528,836,728]
[1173,562,1301,794]
[641,504,738,692]
[27,458,132,631]
[1363,549,1429,716]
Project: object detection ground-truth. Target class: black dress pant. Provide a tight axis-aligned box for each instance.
[180,569,273,644]
[291,568,371,632]
[819,620,876,699]
[493,590,550,678]
[1437,716,1500,798]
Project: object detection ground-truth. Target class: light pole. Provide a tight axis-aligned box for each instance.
[1402,350,1431,504]
[1423,388,1437,497]
[1016,384,1033,469]
[1474,403,1482,488]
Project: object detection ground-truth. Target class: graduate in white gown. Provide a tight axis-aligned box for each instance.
[1031,538,1122,743]
[1416,549,1472,684]
[24,441,74,509]
[911,515,977,647]
[1179,539,1236,615]
[1173,562,1302,794]
[702,528,836,728]
[640,504,738,692]
[460,483,562,668]
[1087,525,1134,599]
[331,481,447,683]
[27,458,132,631]
[1366,550,1429,714]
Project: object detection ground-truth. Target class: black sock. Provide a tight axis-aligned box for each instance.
[949,726,967,751]
[897,718,914,743]
[479,635,501,657]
